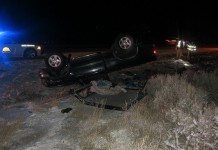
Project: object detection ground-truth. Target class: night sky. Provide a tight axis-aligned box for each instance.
[1,0,218,45]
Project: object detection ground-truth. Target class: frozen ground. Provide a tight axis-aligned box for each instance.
[0,49,217,149]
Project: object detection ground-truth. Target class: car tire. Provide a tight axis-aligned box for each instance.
[112,34,138,60]
[24,48,37,59]
[44,51,66,71]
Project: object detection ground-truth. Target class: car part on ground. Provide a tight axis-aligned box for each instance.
[70,77,148,111]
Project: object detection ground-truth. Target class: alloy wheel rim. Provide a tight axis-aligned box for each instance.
[48,55,61,67]
[119,37,132,49]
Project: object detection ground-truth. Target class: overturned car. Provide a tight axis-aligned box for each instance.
[39,34,157,87]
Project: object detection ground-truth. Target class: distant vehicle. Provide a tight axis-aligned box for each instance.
[39,44,157,87]
[0,30,42,59]
[0,43,42,59]
[165,39,177,45]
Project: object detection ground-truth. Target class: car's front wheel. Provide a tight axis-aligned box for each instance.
[24,48,37,59]
[112,34,138,60]
[44,51,66,71]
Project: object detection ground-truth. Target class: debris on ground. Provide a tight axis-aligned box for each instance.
[90,80,127,95]
[61,107,72,113]
[70,71,149,110]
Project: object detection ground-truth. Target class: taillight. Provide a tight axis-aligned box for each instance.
[39,70,49,78]
[153,50,157,55]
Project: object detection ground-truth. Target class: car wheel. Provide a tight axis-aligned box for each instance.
[44,51,66,71]
[112,34,138,60]
[24,48,37,59]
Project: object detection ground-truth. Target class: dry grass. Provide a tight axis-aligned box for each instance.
[0,119,23,150]
[183,68,218,104]
[76,69,218,150]
[1,59,217,149]
[1,82,72,110]
[77,100,168,150]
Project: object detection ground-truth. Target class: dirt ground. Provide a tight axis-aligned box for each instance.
[0,49,217,150]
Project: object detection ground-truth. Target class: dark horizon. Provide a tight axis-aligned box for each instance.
[1,1,218,45]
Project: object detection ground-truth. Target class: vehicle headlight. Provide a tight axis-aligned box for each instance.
[36,46,41,50]
[2,47,11,53]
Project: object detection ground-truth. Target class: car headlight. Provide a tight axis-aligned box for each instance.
[2,47,11,53]
[36,46,41,50]
[21,44,41,51]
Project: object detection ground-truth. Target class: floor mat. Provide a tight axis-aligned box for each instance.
[71,79,146,111]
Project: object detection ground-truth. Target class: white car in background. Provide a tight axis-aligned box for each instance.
[0,43,42,59]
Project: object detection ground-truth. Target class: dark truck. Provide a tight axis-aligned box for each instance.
[39,34,157,87]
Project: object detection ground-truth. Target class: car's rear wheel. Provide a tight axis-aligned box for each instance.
[112,34,138,60]
[24,48,37,59]
[44,51,66,71]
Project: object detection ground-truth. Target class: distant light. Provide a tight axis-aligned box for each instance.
[0,30,19,36]
[36,46,41,50]
[21,44,35,47]
[165,39,177,45]
[0,30,22,43]
[0,32,5,35]
[2,47,11,53]
[165,39,176,42]
[153,50,157,54]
